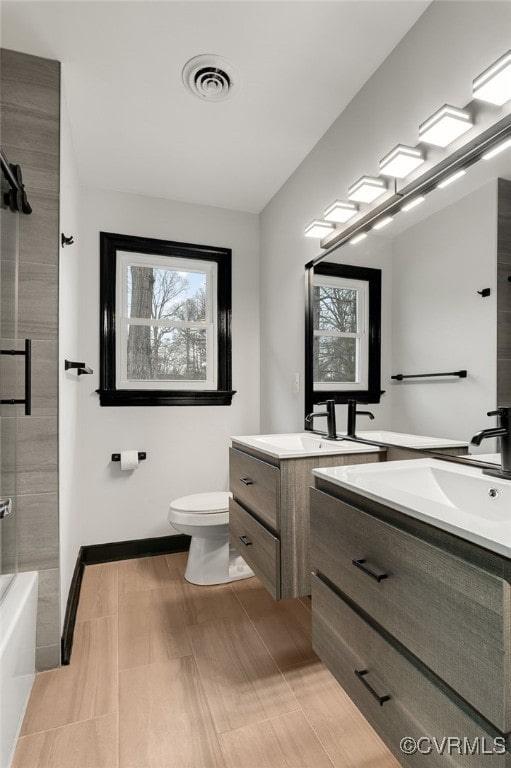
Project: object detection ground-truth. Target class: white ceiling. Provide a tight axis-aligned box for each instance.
[1,1,430,213]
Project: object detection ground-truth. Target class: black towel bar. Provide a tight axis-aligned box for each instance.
[391,370,467,381]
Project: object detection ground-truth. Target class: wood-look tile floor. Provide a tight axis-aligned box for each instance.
[13,553,399,768]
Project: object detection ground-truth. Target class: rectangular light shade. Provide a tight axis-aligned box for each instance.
[379,145,424,179]
[483,137,511,161]
[350,232,368,245]
[402,196,425,212]
[437,169,466,189]
[419,105,473,148]
[324,200,358,223]
[348,176,386,203]
[304,219,335,238]
[372,216,393,231]
[473,50,511,106]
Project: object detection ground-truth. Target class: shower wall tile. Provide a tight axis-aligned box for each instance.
[0,105,59,162]
[1,144,59,195]
[36,644,62,672]
[18,262,58,340]
[19,192,59,266]
[2,49,61,668]
[17,416,58,496]
[17,493,59,571]
[1,49,60,90]
[36,568,60,648]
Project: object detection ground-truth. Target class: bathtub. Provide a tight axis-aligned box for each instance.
[0,571,38,768]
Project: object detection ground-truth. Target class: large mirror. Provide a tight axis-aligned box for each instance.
[305,138,511,466]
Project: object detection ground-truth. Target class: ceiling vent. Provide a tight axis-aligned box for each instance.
[182,54,236,102]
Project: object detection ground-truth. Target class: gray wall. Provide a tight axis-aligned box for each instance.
[1,48,61,670]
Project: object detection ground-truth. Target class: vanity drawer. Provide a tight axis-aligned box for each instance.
[310,488,511,732]
[229,448,279,531]
[229,499,280,599]
[312,574,507,768]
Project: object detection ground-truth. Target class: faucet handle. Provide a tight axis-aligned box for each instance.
[488,407,510,417]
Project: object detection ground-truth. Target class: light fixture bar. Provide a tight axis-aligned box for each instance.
[305,219,335,238]
[350,232,367,245]
[379,144,424,179]
[473,50,511,107]
[401,196,425,212]
[324,200,358,223]
[419,104,473,148]
[437,169,466,189]
[372,216,393,231]
[482,136,511,160]
[348,176,386,203]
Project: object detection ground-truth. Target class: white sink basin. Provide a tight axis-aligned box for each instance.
[313,458,511,557]
[231,433,382,459]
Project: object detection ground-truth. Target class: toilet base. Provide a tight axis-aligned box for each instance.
[184,536,254,586]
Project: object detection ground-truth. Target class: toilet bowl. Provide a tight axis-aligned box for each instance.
[168,491,254,586]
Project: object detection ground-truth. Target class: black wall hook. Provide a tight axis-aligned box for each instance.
[477,288,491,297]
[61,234,74,247]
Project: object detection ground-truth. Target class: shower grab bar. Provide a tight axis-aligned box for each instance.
[0,339,32,415]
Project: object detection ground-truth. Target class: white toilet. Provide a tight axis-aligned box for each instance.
[168,491,254,585]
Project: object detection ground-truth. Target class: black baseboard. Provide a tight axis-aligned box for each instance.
[61,534,191,665]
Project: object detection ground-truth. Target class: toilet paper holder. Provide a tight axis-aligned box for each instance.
[111,452,147,462]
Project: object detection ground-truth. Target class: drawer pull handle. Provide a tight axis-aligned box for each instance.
[352,558,388,583]
[354,669,390,706]
[239,535,253,546]
[240,477,254,486]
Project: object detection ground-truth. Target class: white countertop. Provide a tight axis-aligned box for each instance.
[313,459,511,559]
[342,430,469,450]
[231,433,383,460]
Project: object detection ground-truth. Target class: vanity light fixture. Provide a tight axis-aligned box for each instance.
[401,196,425,212]
[324,200,358,223]
[419,105,473,148]
[482,136,511,160]
[304,219,335,238]
[350,232,368,245]
[348,176,386,203]
[379,144,424,179]
[473,50,511,106]
[437,169,466,189]
[372,216,393,230]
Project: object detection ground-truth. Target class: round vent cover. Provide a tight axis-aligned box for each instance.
[182,54,236,102]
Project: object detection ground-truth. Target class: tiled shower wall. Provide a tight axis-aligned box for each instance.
[498,178,511,407]
[1,49,61,670]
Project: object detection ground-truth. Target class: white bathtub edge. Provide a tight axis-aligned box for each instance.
[0,571,38,768]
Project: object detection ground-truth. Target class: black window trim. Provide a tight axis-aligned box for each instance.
[98,231,235,406]
[305,261,382,414]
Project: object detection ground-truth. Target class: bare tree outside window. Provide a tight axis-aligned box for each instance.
[313,285,358,383]
[127,266,208,381]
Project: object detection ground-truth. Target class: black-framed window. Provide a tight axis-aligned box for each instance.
[305,262,381,411]
[98,232,235,406]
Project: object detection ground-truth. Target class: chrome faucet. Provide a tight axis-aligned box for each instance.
[347,399,375,437]
[305,399,337,439]
[471,407,511,479]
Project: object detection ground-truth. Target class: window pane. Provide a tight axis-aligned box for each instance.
[313,286,357,333]
[313,336,357,383]
[127,266,207,322]
[127,325,207,381]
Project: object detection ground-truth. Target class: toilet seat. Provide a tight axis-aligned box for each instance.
[168,491,231,527]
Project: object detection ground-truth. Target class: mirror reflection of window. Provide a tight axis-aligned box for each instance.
[313,275,369,390]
